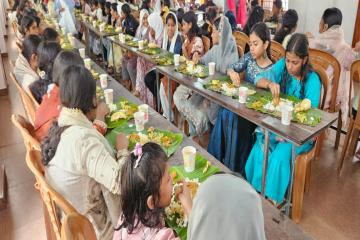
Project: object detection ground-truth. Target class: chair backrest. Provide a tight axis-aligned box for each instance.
[350,60,360,122]
[270,40,285,62]
[26,149,77,240]
[233,31,249,53]
[202,36,211,54]
[11,114,41,151]
[312,64,329,110]
[309,48,341,112]
[9,72,39,124]
[237,45,244,58]
[61,212,97,240]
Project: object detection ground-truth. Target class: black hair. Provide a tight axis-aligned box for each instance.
[52,50,84,85]
[243,6,264,36]
[165,11,177,25]
[274,9,298,44]
[42,27,59,42]
[41,65,96,165]
[140,0,150,10]
[250,22,271,59]
[92,0,99,7]
[111,2,118,12]
[205,6,218,23]
[273,0,282,9]
[116,142,168,234]
[21,34,41,62]
[225,10,237,32]
[105,1,111,10]
[176,8,185,25]
[281,33,312,98]
[29,41,62,103]
[121,3,131,17]
[322,7,342,28]
[251,0,259,7]
[20,15,37,35]
[163,0,171,8]
[182,11,201,41]
[99,0,106,17]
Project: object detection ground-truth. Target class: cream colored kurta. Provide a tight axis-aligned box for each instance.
[13,53,39,92]
[45,108,128,240]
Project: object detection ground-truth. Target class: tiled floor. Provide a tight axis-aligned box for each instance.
[0,26,359,240]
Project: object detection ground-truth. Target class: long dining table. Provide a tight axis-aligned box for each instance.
[63,34,315,239]
[107,34,339,217]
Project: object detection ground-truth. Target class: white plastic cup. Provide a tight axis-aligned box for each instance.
[237,23,242,29]
[99,73,108,88]
[84,58,92,70]
[238,86,248,103]
[92,20,97,28]
[138,40,144,50]
[208,62,216,75]
[104,89,114,105]
[119,33,125,43]
[182,146,196,172]
[138,104,149,122]
[61,27,66,35]
[174,54,180,66]
[99,23,105,32]
[79,48,86,58]
[281,104,293,125]
[134,111,145,131]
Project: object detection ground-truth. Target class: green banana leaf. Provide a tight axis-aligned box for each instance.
[139,47,162,55]
[105,97,138,129]
[152,53,174,66]
[105,123,183,157]
[165,154,219,240]
[176,63,209,78]
[246,91,322,127]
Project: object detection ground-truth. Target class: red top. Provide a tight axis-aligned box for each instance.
[34,85,61,141]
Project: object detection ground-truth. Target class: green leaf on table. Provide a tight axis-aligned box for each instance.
[105,124,183,157]
[105,97,138,129]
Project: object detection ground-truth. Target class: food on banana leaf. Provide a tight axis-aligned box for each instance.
[148,42,158,48]
[294,98,311,113]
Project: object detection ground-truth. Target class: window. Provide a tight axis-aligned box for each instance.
[262,0,289,11]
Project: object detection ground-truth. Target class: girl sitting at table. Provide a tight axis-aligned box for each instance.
[273,9,298,48]
[113,142,192,240]
[41,27,60,43]
[245,33,321,203]
[208,22,273,176]
[20,14,40,38]
[145,12,182,121]
[121,9,150,91]
[13,34,41,92]
[80,0,91,15]
[135,11,163,107]
[89,0,104,60]
[105,1,112,24]
[242,5,264,36]
[121,3,139,37]
[29,41,62,104]
[42,65,129,240]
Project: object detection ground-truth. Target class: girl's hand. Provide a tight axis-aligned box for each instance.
[228,69,241,86]
[96,102,110,122]
[115,133,129,151]
[177,182,193,216]
[192,52,200,65]
[268,82,280,100]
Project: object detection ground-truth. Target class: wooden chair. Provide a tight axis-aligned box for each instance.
[291,65,329,223]
[26,149,77,240]
[270,40,285,62]
[232,31,249,54]
[237,45,244,58]
[337,60,360,175]
[202,36,211,54]
[9,72,39,124]
[11,114,40,151]
[309,48,341,156]
[61,212,97,240]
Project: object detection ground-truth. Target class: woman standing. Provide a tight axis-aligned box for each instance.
[245,33,321,203]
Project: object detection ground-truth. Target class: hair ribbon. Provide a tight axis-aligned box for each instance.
[133,143,143,169]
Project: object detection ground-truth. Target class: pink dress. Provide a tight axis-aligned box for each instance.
[135,33,163,108]
[113,218,180,240]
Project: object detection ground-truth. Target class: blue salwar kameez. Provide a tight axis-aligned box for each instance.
[245,58,321,202]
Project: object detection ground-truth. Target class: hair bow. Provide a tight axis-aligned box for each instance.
[133,143,143,169]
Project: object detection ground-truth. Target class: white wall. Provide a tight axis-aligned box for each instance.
[289,0,358,44]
